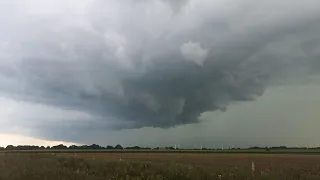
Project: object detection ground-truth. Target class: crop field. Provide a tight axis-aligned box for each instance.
[1,151,320,180]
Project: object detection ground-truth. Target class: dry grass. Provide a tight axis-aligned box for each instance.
[1,152,320,180]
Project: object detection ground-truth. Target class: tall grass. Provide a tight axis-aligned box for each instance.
[0,153,319,180]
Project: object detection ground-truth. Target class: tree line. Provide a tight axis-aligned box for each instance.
[0,144,157,151]
[1,144,318,151]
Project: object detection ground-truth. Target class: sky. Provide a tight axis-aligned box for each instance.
[0,0,320,148]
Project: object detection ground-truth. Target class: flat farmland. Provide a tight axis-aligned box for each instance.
[1,151,320,180]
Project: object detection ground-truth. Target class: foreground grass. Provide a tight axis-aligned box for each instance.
[0,153,320,180]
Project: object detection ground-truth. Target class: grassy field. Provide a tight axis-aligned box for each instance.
[1,152,320,180]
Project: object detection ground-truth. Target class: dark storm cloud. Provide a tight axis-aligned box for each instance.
[1,0,320,140]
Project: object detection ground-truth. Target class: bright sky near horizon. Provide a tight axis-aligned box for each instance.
[0,133,77,147]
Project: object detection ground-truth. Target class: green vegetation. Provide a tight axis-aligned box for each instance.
[1,153,320,180]
[3,149,320,155]
[3,144,320,155]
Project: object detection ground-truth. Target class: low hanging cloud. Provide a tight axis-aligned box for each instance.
[1,0,320,141]
[180,41,208,66]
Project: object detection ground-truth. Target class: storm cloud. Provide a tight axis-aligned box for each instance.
[1,0,320,142]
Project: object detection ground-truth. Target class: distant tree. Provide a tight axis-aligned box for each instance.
[115,144,123,149]
[16,146,24,150]
[165,146,174,150]
[106,145,114,149]
[16,145,40,150]
[80,145,89,149]
[125,146,141,149]
[69,145,79,149]
[5,145,15,150]
[51,144,67,149]
[249,146,262,149]
[88,144,102,149]
[270,146,287,150]
[46,146,51,149]
[0,147,4,150]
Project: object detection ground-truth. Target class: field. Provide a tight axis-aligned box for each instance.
[1,151,320,180]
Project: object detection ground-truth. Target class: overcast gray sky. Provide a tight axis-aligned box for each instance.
[0,0,320,148]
